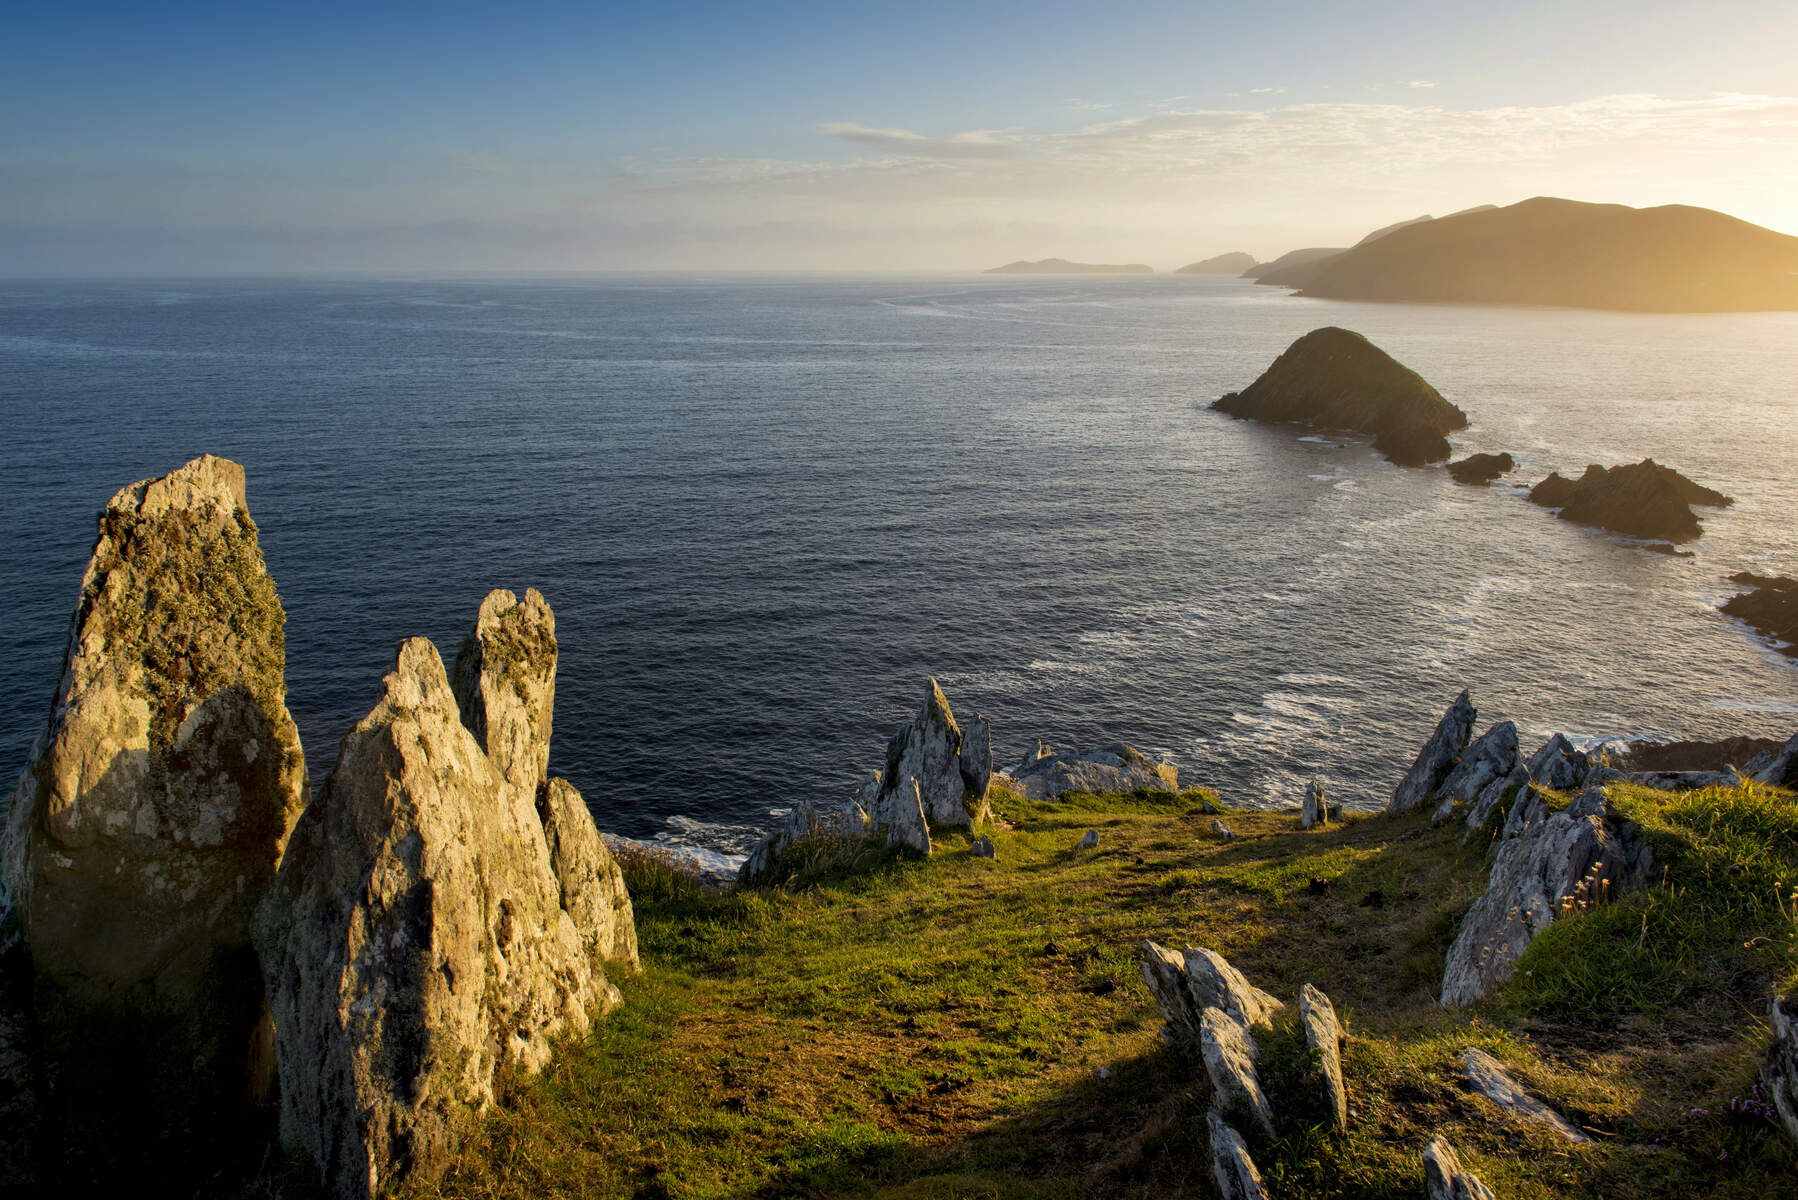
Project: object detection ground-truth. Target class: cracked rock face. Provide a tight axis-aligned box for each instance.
[1390,691,1474,812]
[0,454,306,1177]
[1139,941,1282,1042]
[878,679,983,827]
[874,777,932,856]
[261,638,619,1200]
[1765,990,1798,1146]
[540,778,638,971]
[1200,1007,1275,1137]
[1437,721,1518,803]
[452,587,557,795]
[1525,733,1587,790]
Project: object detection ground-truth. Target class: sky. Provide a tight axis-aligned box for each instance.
[3,0,1797,274]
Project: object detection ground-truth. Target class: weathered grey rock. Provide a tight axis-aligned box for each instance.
[1301,779,1327,828]
[1010,742,1179,800]
[877,679,983,827]
[1525,733,1587,790]
[1207,1111,1270,1200]
[261,638,618,1200]
[875,777,932,856]
[0,454,306,1177]
[1211,819,1236,841]
[1462,1047,1588,1141]
[1424,1136,1497,1200]
[1299,983,1347,1129]
[1466,764,1528,832]
[1201,1007,1275,1137]
[1390,691,1475,812]
[1442,790,1654,1006]
[959,714,993,801]
[1138,941,1283,1042]
[451,587,557,795]
[1438,721,1519,802]
[1496,785,1547,842]
[970,834,995,859]
[1077,829,1099,851]
[1432,795,1458,824]
[1755,732,1798,787]
[539,778,638,970]
[1763,989,1798,1144]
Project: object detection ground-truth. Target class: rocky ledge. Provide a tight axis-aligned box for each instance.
[1528,458,1732,543]
[1722,572,1798,659]
[1212,327,1468,466]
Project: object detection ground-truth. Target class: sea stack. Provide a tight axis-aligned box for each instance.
[1528,459,1732,542]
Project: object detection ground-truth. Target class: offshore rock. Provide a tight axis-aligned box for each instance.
[1390,691,1475,812]
[1207,1111,1270,1200]
[1763,989,1798,1145]
[1462,1047,1588,1142]
[1437,721,1518,803]
[1212,327,1468,467]
[0,454,306,1178]
[1300,983,1348,1129]
[261,639,617,1200]
[1441,788,1654,1005]
[451,587,557,794]
[1524,733,1587,790]
[1200,1007,1275,1137]
[1139,941,1283,1041]
[1424,1137,1497,1200]
[1447,452,1516,485]
[539,778,639,970]
[1010,743,1178,801]
[1300,779,1327,829]
[1529,458,1732,542]
[1722,573,1798,660]
[878,679,981,827]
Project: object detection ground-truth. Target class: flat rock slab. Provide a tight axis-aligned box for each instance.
[1201,1008,1275,1137]
[1462,1047,1588,1142]
[1207,1111,1270,1200]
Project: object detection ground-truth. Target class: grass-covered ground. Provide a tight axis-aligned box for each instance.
[398,780,1798,1199]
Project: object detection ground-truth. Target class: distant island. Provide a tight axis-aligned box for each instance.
[984,258,1154,275]
[1174,252,1257,275]
[1244,247,1348,286]
[1285,197,1798,312]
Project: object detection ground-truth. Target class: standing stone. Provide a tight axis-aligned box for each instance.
[1200,1007,1275,1137]
[1437,721,1519,802]
[1207,1111,1270,1200]
[1423,1137,1496,1200]
[451,587,557,795]
[1299,983,1347,1129]
[0,455,307,1179]
[959,714,993,801]
[878,679,979,827]
[260,639,617,1200]
[1301,779,1327,829]
[539,778,638,970]
[1390,691,1476,812]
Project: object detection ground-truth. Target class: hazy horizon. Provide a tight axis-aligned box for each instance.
[5,0,1797,276]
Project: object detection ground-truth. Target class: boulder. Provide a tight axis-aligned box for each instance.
[1299,984,1347,1128]
[1528,459,1732,543]
[1722,573,1798,660]
[1009,742,1178,800]
[1446,452,1516,485]
[1763,989,1798,1145]
[1076,829,1100,851]
[1423,1137,1496,1200]
[1441,788,1655,1006]
[0,454,307,1178]
[1390,691,1476,812]
[1524,733,1587,790]
[451,588,557,793]
[1212,327,1468,467]
[876,679,983,827]
[1138,941,1283,1039]
[539,778,638,970]
[1200,1007,1275,1137]
[260,638,619,1200]
[1462,1047,1587,1142]
[1437,721,1518,803]
[1300,779,1327,829]
[1207,1112,1270,1200]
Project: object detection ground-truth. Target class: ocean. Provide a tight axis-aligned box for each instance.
[3,274,1795,870]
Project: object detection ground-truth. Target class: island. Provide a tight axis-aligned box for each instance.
[984,258,1154,275]
[1528,458,1733,542]
[1294,196,1798,312]
[1174,251,1257,274]
[1722,573,1798,659]
[1446,452,1516,485]
[1211,326,1468,466]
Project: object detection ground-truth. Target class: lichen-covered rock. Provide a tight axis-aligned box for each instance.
[1011,743,1178,800]
[1300,779,1327,829]
[1438,721,1518,803]
[539,778,638,970]
[260,639,617,1200]
[1139,941,1282,1041]
[877,679,981,827]
[1529,458,1732,543]
[1441,788,1654,1006]
[1462,1047,1587,1142]
[1300,983,1347,1129]
[1201,1007,1275,1136]
[1207,1111,1270,1200]
[873,777,932,856]
[0,454,306,1177]
[1424,1137,1496,1200]
[451,587,557,794]
[1763,989,1798,1145]
[1390,691,1475,812]
[1524,733,1587,790]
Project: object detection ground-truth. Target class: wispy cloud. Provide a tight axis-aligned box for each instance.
[1408,80,1441,89]
[1063,98,1112,111]
[816,123,1019,159]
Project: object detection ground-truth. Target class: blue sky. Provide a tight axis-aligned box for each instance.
[4,0,1796,273]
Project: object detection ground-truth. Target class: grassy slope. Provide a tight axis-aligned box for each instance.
[401,782,1798,1200]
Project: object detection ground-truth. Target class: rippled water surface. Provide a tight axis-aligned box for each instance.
[3,276,1795,859]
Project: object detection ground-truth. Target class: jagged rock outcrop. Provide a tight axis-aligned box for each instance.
[1756,732,1798,788]
[1447,452,1516,485]
[960,714,993,800]
[1390,691,1475,812]
[1465,764,1528,832]
[1009,743,1178,800]
[0,454,307,1178]
[1462,1047,1587,1142]
[1139,941,1282,1040]
[1524,733,1587,790]
[1722,573,1798,660]
[1300,779,1327,829]
[1299,984,1347,1128]
[451,588,557,791]
[260,638,622,1200]
[540,778,638,970]
[1437,721,1518,804]
[1207,1111,1270,1200]
[1763,989,1798,1144]
[874,777,933,856]
[1529,459,1732,543]
[1441,787,1655,1006]
[1424,1136,1496,1200]
[1201,1007,1275,1136]
[877,679,986,827]
[1212,327,1468,467]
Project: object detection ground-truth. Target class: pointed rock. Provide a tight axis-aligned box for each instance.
[877,679,977,827]
[1390,691,1475,812]
[451,587,557,796]
[875,777,932,856]
[1461,1047,1588,1142]
[1301,779,1327,828]
[1424,1137,1496,1200]
[1525,733,1587,790]
[1300,983,1348,1128]
[1207,1111,1270,1200]
[959,714,993,801]
[1139,940,1282,1041]
[539,778,639,970]
[261,638,617,1200]
[1200,1007,1275,1137]
[1466,764,1527,832]
[1438,721,1519,802]
[0,454,306,1178]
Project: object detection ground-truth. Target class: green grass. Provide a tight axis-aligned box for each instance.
[390,782,1798,1199]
